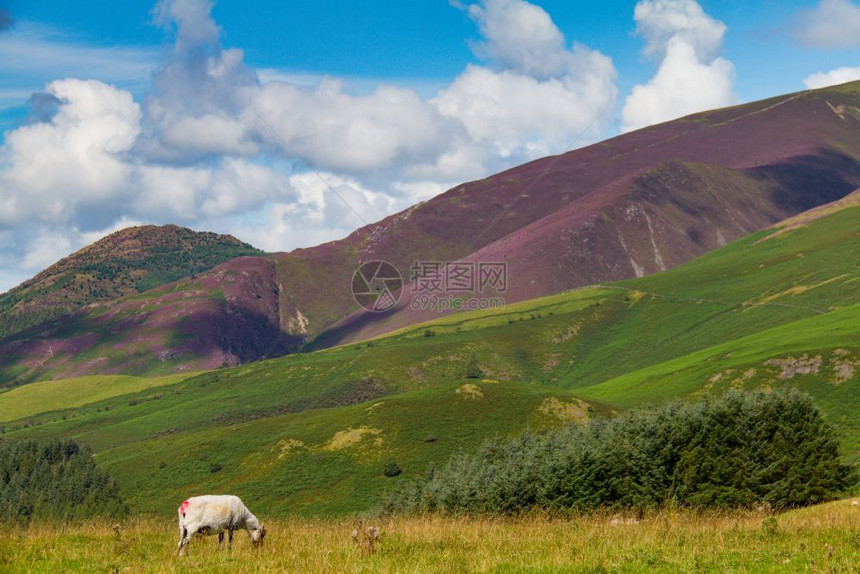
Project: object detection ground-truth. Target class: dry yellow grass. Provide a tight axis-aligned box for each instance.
[1,501,858,573]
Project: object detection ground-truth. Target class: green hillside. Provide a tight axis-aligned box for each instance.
[0,373,196,423]
[0,204,857,516]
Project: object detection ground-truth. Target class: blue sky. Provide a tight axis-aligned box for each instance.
[2,1,856,128]
[1,0,859,292]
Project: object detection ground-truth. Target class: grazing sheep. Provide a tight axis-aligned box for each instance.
[177,495,266,556]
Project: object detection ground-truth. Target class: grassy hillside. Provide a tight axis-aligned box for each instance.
[0,257,301,387]
[0,373,196,423]
[1,204,857,516]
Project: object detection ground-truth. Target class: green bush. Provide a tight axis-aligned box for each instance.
[0,438,128,523]
[387,391,855,515]
[383,460,402,477]
[465,353,483,379]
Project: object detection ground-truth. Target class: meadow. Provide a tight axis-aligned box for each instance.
[1,501,857,573]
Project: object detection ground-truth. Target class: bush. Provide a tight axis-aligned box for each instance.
[0,438,128,523]
[383,460,402,477]
[386,390,855,515]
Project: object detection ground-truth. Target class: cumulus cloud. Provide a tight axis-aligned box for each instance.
[438,0,617,162]
[796,0,860,48]
[0,79,141,225]
[634,0,725,61]
[254,78,454,174]
[153,0,221,55]
[803,66,860,89]
[221,171,402,252]
[0,0,619,293]
[622,0,736,132]
[466,0,568,79]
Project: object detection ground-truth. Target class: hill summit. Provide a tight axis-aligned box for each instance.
[0,225,261,339]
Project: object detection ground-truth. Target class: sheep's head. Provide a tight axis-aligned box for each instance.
[251,525,266,548]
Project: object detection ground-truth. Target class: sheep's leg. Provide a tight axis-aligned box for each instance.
[218,531,225,550]
[228,528,234,549]
[177,528,189,557]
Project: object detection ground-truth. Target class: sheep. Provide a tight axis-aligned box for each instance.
[177,494,266,556]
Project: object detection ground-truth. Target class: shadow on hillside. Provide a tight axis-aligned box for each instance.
[751,148,860,212]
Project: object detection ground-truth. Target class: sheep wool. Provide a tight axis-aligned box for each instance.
[177,494,265,556]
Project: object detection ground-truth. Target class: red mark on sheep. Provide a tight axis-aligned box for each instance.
[179,499,190,516]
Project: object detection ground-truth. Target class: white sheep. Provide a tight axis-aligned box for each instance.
[177,494,266,556]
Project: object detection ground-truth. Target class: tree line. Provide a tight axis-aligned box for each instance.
[387,390,856,515]
[0,439,127,523]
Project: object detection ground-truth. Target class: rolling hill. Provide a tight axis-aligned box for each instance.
[1,196,856,516]
[2,82,860,383]
[0,224,262,341]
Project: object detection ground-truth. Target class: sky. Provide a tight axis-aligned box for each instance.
[1,0,859,293]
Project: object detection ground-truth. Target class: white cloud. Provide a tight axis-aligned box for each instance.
[0,0,620,293]
[254,78,454,174]
[221,172,401,253]
[437,0,617,164]
[437,56,616,160]
[796,0,860,48]
[11,217,146,284]
[803,66,860,89]
[634,0,726,61]
[622,0,736,132]
[21,231,74,271]
[467,0,569,79]
[161,113,257,156]
[153,0,221,55]
[0,79,141,224]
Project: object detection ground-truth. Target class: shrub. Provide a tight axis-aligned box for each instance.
[383,460,402,477]
[465,353,483,379]
[386,390,855,515]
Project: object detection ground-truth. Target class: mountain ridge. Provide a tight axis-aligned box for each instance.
[3,81,860,382]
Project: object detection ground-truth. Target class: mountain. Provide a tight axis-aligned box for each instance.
[3,81,860,383]
[2,197,857,515]
[315,82,860,346]
[0,225,262,341]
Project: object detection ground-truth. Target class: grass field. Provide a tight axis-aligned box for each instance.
[0,373,196,423]
[1,501,857,573]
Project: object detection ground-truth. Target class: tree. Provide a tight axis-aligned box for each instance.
[465,353,483,379]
